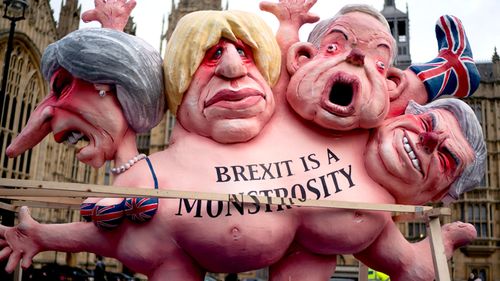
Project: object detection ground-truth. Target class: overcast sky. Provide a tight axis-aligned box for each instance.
[50,0,500,63]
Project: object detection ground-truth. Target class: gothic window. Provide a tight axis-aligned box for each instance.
[0,40,44,180]
[407,222,427,241]
[468,266,489,281]
[136,132,151,155]
[461,203,493,238]
[397,20,407,42]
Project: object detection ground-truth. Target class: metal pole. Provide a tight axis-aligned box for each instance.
[0,18,16,123]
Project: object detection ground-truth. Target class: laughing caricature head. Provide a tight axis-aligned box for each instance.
[364,98,486,205]
[164,10,281,143]
[286,4,398,131]
[6,28,165,168]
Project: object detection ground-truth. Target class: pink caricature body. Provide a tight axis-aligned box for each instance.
[0,1,484,281]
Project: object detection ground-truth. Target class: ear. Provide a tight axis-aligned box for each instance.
[386,67,406,102]
[286,42,317,75]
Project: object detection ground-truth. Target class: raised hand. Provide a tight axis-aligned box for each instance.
[260,0,319,29]
[81,0,137,31]
[0,207,42,273]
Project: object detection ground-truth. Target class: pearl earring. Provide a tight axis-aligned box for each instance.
[99,90,107,97]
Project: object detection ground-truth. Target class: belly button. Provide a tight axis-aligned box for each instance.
[231,227,242,240]
[354,211,363,223]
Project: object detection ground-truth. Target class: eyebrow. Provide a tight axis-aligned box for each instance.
[328,29,348,40]
[429,112,437,129]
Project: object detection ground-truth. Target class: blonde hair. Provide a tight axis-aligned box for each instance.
[164,10,280,115]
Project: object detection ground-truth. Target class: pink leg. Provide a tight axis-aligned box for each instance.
[270,249,336,281]
[355,221,476,281]
[148,253,205,281]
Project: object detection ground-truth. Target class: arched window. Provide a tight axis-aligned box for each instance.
[0,38,44,179]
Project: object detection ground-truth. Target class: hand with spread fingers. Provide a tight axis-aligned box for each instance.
[260,0,319,29]
[82,0,137,31]
[0,207,42,273]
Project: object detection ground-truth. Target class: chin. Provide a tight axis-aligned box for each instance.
[78,152,107,169]
[211,122,263,144]
[315,116,357,131]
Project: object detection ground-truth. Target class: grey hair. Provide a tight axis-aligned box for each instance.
[307,4,397,64]
[406,99,487,202]
[41,28,165,133]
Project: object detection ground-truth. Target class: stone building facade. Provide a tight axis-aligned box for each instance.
[0,0,498,280]
[0,0,111,276]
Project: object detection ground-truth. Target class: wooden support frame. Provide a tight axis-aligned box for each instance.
[426,214,451,281]
[0,178,452,280]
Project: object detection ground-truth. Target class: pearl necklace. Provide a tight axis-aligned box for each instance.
[111,154,147,174]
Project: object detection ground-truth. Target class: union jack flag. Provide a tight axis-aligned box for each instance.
[409,15,480,101]
[124,197,159,223]
[80,202,96,222]
[92,200,125,230]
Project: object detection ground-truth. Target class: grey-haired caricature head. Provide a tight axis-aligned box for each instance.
[42,28,165,133]
[286,4,398,132]
[405,99,486,203]
[364,98,486,205]
[7,28,165,168]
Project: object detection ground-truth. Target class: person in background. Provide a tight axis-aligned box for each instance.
[94,255,106,281]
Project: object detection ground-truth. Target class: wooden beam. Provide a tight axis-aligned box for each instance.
[6,196,83,205]
[0,201,17,212]
[0,178,434,214]
[358,263,369,281]
[393,207,451,222]
[427,217,451,281]
[10,200,80,210]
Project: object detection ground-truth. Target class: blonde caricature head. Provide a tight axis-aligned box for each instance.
[164,10,280,115]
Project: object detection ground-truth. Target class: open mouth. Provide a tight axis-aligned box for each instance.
[54,130,89,145]
[402,136,422,174]
[321,73,358,116]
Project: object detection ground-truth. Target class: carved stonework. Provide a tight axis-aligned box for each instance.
[57,0,81,38]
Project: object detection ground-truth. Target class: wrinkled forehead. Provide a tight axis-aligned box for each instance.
[325,12,394,47]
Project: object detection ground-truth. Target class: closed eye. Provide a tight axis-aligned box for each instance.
[440,146,459,172]
[421,114,433,132]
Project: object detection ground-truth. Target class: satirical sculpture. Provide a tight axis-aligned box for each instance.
[163,10,281,143]
[5,24,165,227]
[0,1,487,281]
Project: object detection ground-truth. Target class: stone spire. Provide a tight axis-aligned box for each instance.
[165,0,222,40]
[57,0,81,38]
[493,47,500,63]
[381,0,412,69]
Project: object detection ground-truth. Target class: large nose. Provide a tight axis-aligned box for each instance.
[345,48,365,66]
[215,45,247,79]
[418,131,442,154]
[6,94,57,157]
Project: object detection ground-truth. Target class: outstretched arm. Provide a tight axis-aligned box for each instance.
[354,221,476,281]
[82,0,137,31]
[260,0,319,96]
[260,0,319,53]
[0,207,115,273]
